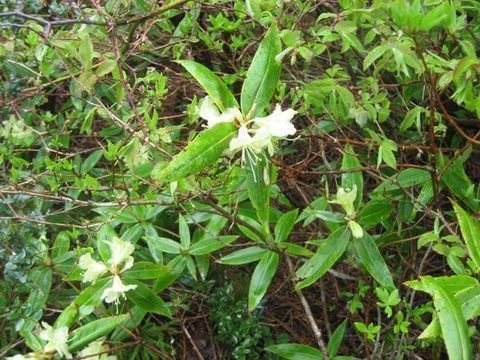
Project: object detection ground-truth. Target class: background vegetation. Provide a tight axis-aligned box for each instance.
[1,0,480,359]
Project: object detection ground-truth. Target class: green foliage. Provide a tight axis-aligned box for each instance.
[2,0,480,358]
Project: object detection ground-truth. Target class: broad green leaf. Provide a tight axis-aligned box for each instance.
[275,209,298,244]
[421,277,472,360]
[176,60,238,111]
[241,23,281,117]
[246,156,270,229]
[420,285,480,340]
[363,45,388,70]
[218,246,268,265]
[179,214,191,248]
[248,250,279,311]
[358,200,393,228]
[452,201,480,271]
[406,275,478,294]
[328,320,347,357]
[81,149,103,175]
[68,315,128,352]
[439,155,477,211]
[245,0,262,20]
[341,145,363,209]
[296,227,350,289]
[453,57,480,84]
[353,233,394,289]
[144,235,181,254]
[123,261,172,280]
[25,267,52,314]
[126,281,171,317]
[96,59,117,77]
[189,235,238,255]
[78,32,93,70]
[397,168,431,187]
[265,343,324,360]
[160,122,237,182]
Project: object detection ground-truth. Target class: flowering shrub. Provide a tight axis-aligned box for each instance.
[2,0,480,359]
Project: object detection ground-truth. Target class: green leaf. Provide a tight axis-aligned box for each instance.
[420,285,480,340]
[353,233,394,289]
[328,320,347,357]
[341,145,363,209]
[126,281,171,317]
[246,156,270,229]
[421,277,472,360]
[144,235,181,254]
[179,214,191,248]
[363,45,388,70]
[275,209,298,244]
[397,168,431,187]
[248,250,279,311]
[123,261,172,280]
[189,235,238,256]
[78,32,94,70]
[296,227,351,289]
[25,267,52,314]
[218,246,268,265]
[265,343,324,360]
[357,200,393,228]
[176,60,238,111]
[81,149,103,175]
[452,201,480,272]
[160,122,238,182]
[68,315,128,352]
[241,23,281,117]
[96,59,117,77]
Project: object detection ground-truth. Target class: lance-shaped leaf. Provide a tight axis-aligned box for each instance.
[353,233,394,289]
[68,315,128,352]
[246,156,270,230]
[248,250,279,311]
[413,277,473,360]
[160,122,237,182]
[241,23,281,117]
[176,60,238,111]
[265,343,324,359]
[296,227,350,289]
[452,201,480,272]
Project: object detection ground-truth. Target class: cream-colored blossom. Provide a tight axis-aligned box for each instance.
[101,275,137,305]
[38,322,71,359]
[198,96,242,128]
[78,339,117,360]
[108,237,135,272]
[79,253,108,283]
[252,105,297,137]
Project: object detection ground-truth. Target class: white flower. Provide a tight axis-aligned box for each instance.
[348,220,364,239]
[108,237,135,272]
[6,355,36,360]
[38,322,71,359]
[198,96,242,128]
[101,275,137,305]
[79,339,116,360]
[79,253,108,283]
[252,104,297,137]
[330,185,358,217]
[229,125,272,161]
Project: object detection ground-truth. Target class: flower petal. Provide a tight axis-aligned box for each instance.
[252,105,297,137]
[108,237,135,269]
[79,254,108,283]
[101,275,137,305]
